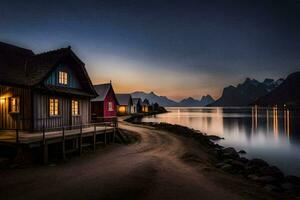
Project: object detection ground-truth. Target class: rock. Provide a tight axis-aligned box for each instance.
[259,166,284,180]
[281,182,296,191]
[286,175,300,185]
[216,162,225,168]
[238,150,247,154]
[231,160,246,170]
[249,159,269,168]
[222,147,239,159]
[248,174,259,181]
[237,157,249,163]
[207,135,224,141]
[256,176,277,184]
[264,184,282,192]
[221,164,233,172]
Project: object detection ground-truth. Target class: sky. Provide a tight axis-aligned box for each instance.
[1,0,300,100]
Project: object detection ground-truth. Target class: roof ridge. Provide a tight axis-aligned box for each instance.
[34,46,70,57]
[0,41,33,53]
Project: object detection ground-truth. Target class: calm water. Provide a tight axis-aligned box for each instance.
[142,107,300,176]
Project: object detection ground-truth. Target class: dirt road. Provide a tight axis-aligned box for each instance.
[0,122,279,200]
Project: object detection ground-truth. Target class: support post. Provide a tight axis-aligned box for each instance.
[104,123,107,145]
[113,118,117,143]
[79,125,82,156]
[16,128,20,145]
[62,127,66,161]
[93,124,96,152]
[42,125,48,165]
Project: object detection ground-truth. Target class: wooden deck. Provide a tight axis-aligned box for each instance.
[0,125,114,144]
[0,122,118,164]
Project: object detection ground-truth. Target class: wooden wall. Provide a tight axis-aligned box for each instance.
[45,64,82,89]
[0,85,32,130]
[33,93,90,130]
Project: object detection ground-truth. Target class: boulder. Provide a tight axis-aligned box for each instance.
[221,164,233,172]
[238,150,247,154]
[264,184,282,192]
[231,160,246,170]
[248,159,269,168]
[248,174,259,181]
[285,175,300,185]
[259,166,284,180]
[237,157,249,163]
[207,135,224,141]
[255,176,277,184]
[222,147,239,159]
[281,182,296,191]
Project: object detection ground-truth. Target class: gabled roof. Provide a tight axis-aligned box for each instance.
[0,41,97,97]
[132,98,142,105]
[92,83,112,102]
[0,42,34,85]
[116,94,132,106]
[91,83,119,104]
[142,98,150,106]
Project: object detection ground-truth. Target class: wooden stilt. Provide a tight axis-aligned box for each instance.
[104,124,107,145]
[79,125,82,156]
[93,124,96,152]
[42,126,48,164]
[43,144,48,165]
[62,127,66,160]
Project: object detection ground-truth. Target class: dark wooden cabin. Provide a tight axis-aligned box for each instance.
[91,83,118,120]
[0,42,97,131]
[142,98,150,113]
[131,98,142,113]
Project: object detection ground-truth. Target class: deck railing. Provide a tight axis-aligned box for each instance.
[0,117,118,144]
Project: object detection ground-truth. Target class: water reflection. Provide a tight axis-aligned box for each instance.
[142,107,300,176]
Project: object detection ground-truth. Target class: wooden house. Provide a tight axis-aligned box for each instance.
[142,98,150,113]
[0,42,97,131]
[116,94,132,115]
[131,98,142,113]
[91,83,118,120]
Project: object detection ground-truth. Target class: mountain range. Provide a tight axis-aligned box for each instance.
[131,91,178,107]
[254,72,300,106]
[131,92,214,107]
[210,78,284,107]
[179,95,215,107]
[131,72,300,107]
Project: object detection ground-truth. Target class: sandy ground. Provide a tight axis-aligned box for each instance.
[0,121,284,200]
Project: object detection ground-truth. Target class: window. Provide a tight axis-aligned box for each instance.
[108,102,113,111]
[72,100,80,115]
[49,98,59,116]
[58,71,68,85]
[9,97,20,113]
[118,106,126,113]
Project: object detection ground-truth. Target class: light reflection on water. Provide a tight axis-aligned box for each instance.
[142,107,300,176]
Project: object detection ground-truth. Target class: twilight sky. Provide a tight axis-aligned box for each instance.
[1,0,300,100]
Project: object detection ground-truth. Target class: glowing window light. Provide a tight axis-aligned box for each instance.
[118,106,126,113]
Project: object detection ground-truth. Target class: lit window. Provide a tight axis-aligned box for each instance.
[72,100,80,115]
[9,97,20,113]
[58,71,68,85]
[118,106,126,113]
[49,98,59,116]
[108,102,113,111]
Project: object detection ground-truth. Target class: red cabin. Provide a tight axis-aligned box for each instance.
[91,83,119,121]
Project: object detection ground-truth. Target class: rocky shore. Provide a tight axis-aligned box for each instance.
[126,117,300,198]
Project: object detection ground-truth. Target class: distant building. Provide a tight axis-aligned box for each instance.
[116,94,133,115]
[131,98,142,113]
[0,42,97,131]
[142,98,150,113]
[91,83,118,120]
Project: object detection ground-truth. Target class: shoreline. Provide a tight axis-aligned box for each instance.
[126,113,300,197]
